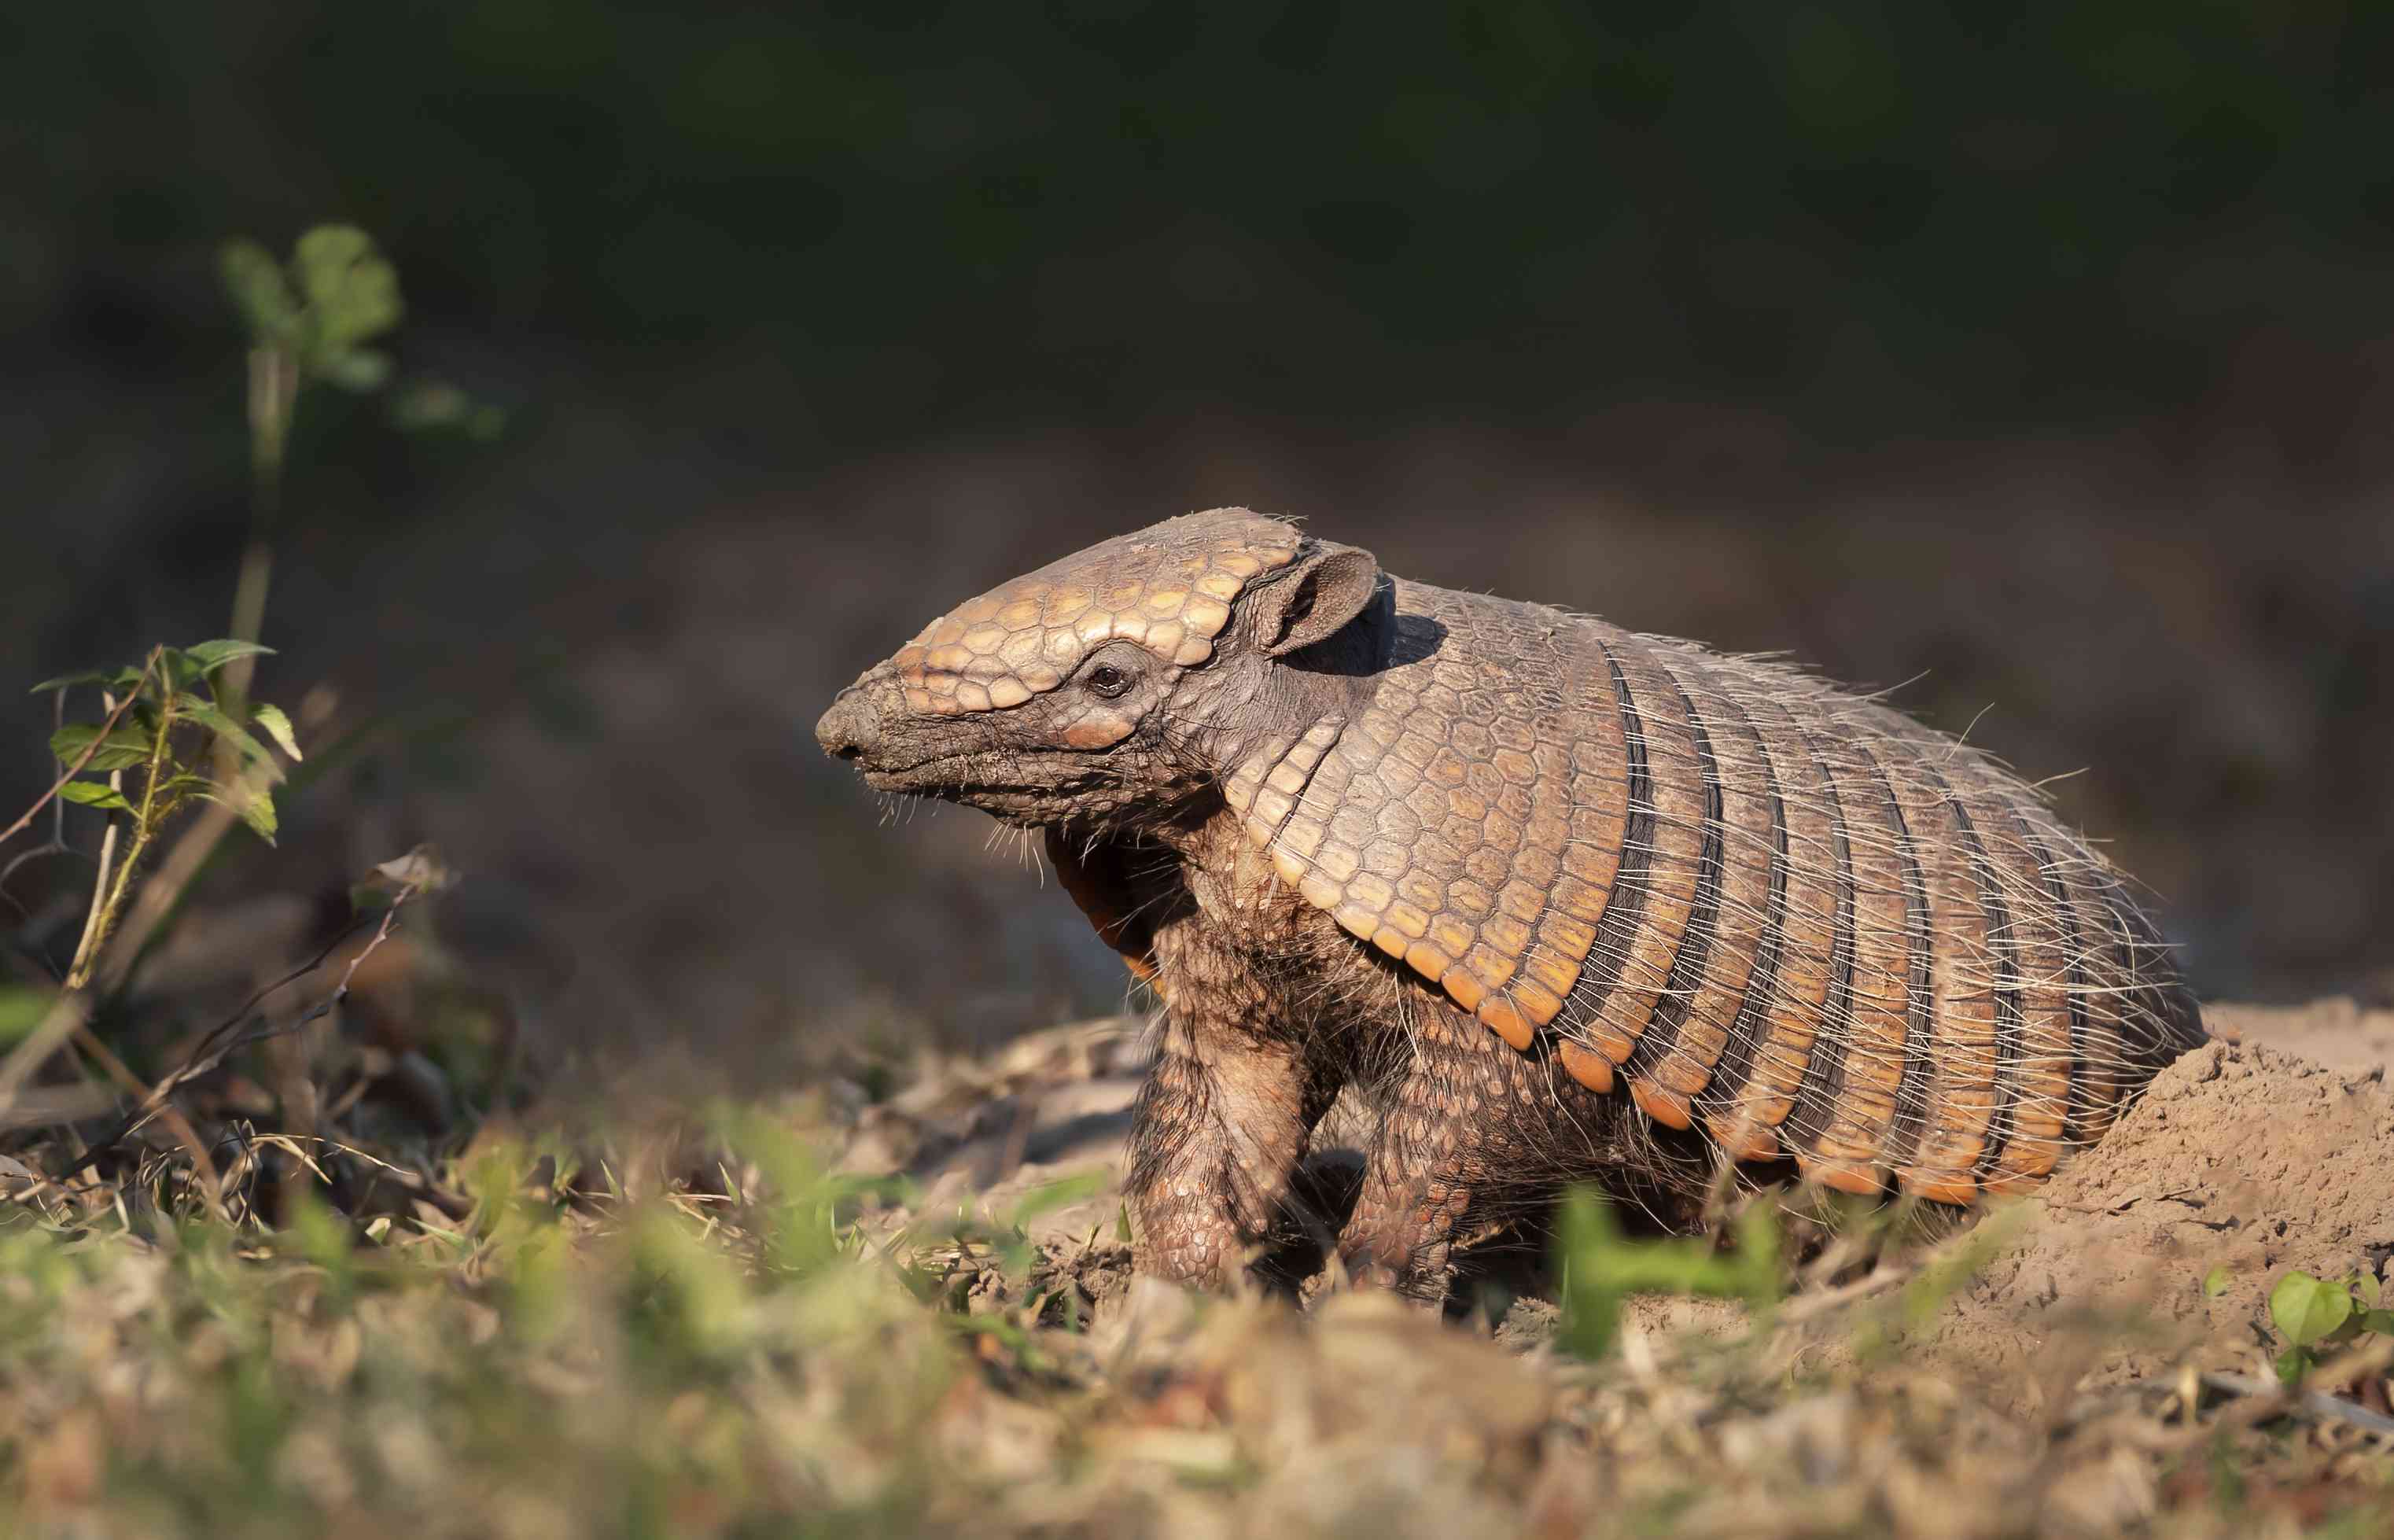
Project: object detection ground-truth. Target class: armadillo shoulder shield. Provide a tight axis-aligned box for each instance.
[1222,582,1654,1079]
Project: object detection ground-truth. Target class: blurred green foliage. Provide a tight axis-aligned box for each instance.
[6,2,2388,441]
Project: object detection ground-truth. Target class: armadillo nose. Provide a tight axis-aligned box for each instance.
[815,690,882,761]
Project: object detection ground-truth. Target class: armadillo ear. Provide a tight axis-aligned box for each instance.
[1258,546,1383,657]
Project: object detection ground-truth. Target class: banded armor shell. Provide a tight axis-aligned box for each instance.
[1219,580,2200,1203]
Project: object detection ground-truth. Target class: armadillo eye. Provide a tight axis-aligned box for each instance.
[1086,664,1130,698]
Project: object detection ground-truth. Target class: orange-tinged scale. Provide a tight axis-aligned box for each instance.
[1881,757,2002,1188]
[1475,1000,1532,1048]
[960,623,1007,653]
[1711,1117,1780,1162]
[1800,739,1914,1168]
[1369,927,1412,961]
[1456,943,1518,999]
[987,678,1031,709]
[1950,779,2075,1183]
[1042,586,1093,624]
[1184,595,1232,633]
[1477,996,1534,1050]
[1559,1041,1615,1092]
[1265,759,1313,796]
[1441,965,1490,1013]
[1980,1164,2057,1199]
[1537,909,1599,961]
[1495,879,1544,924]
[1506,976,1564,1026]
[1479,912,1532,958]
[1794,1153,1883,1196]
[1298,871,1344,912]
[1334,902,1383,941]
[1277,815,1328,860]
[1427,917,1476,965]
[1707,690,1843,1144]
[1142,586,1188,615]
[1519,950,1582,1002]
[995,628,1045,669]
[1063,715,1130,750]
[1405,939,1454,983]
[1313,842,1361,882]
[1630,1078,1694,1129]
[1898,1171,1979,1205]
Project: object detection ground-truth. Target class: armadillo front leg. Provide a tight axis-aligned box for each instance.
[1128,1008,1336,1288]
[1338,997,1646,1302]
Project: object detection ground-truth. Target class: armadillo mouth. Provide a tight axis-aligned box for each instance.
[853,752,1133,827]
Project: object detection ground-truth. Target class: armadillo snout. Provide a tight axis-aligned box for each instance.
[814,687,882,761]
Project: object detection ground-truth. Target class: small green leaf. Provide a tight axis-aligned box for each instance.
[219,238,304,343]
[318,347,393,392]
[30,672,108,692]
[56,782,134,814]
[0,986,57,1048]
[2274,1346,2313,1387]
[373,850,455,893]
[205,786,278,846]
[183,639,277,674]
[29,669,122,695]
[2361,1309,2394,1337]
[249,702,304,761]
[2271,1271,2353,1347]
[160,647,205,691]
[2201,1265,2230,1299]
[2359,1271,2382,1308]
[50,724,152,773]
[1114,1203,1133,1246]
[175,700,283,781]
[293,224,402,358]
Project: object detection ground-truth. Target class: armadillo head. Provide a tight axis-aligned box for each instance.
[816,507,1384,827]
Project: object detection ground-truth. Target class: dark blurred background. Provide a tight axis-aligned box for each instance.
[4,3,2389,1083]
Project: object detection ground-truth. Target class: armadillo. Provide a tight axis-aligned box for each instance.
[816,509,2205,1298]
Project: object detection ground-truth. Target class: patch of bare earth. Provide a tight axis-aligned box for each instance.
[834,1001,2394,1534]
[1918,1037,2393,1404]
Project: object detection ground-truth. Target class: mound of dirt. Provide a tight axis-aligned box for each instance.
[1916,1040,2394,1404]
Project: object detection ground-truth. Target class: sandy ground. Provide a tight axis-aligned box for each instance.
[834,997,2394,1391]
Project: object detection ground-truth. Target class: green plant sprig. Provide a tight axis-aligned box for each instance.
[2268,1267,2394,1386]
[35,640,302,988]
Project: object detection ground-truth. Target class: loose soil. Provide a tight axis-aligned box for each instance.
[839,997,2394,1397]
